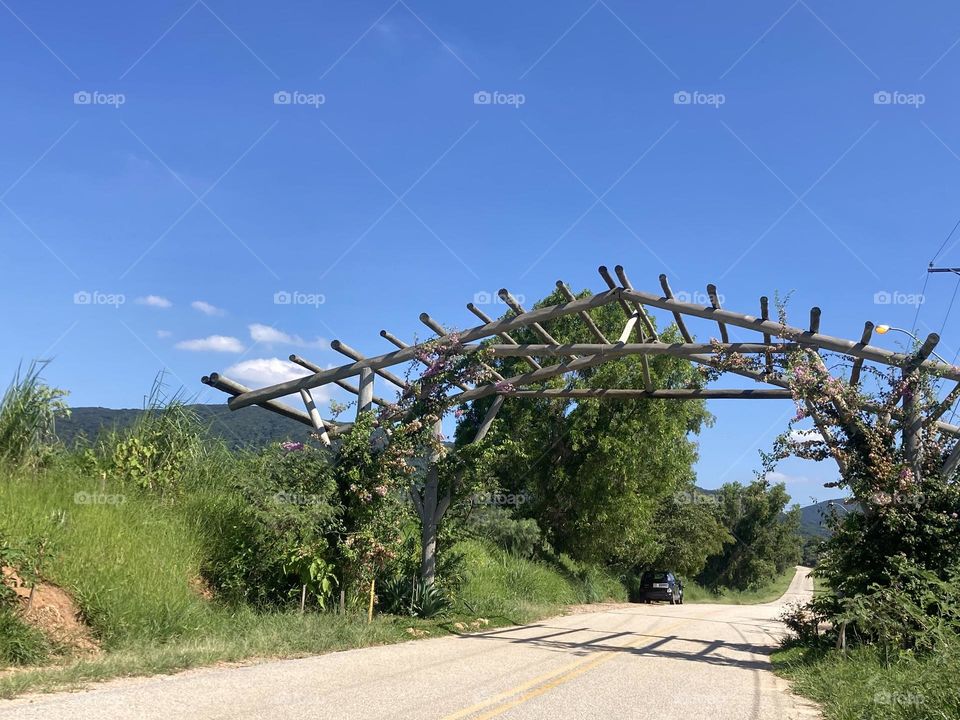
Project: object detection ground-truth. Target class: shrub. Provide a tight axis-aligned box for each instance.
[205,442,342,608]
[465,505,542,558]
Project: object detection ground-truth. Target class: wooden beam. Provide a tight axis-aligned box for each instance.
[473,395,505,442]
[659,274,694,343]
[290,354,390,407]
[614,265,657,339]
[760,296,774,377]
[809,307,821,334]
[465,303,542,371]
[849,322,874,386]
[506,388,793,399]
[300,388,331,446]
[943,440,960,478]
[420,313,505,382]
[925,382,960,427]
[331,340,413,391]
[622,288,960,380]
[227,289,624,409]
[498,289,566,349]
[202,373,313,426]
[357,368,374,415]
[378,331,473,390]
[707,284,729,343]
[556,281,609,343]
[487,342,801,357]
[598,265,635,316]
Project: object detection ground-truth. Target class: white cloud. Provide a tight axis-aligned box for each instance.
[175,335,244,353]
[788,429,824,444]
[224,358,331,402]
[248,323,326,348]
[191,300,225,316]
[136,295,172,309]
[156,330,172,339]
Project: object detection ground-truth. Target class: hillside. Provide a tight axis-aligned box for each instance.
[55,404,311,449]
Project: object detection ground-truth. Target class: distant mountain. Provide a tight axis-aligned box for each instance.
[56,404,312,450]
[798,498,857,537]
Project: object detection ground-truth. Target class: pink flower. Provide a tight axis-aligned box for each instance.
[281,441,304,452]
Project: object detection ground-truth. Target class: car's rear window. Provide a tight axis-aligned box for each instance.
[642,572,668,582]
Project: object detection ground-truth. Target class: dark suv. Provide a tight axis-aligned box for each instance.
[638,570,683,604]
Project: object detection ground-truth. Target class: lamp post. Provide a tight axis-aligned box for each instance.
[874,324,951,364]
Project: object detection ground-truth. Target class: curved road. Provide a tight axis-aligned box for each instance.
[1,566,820,719]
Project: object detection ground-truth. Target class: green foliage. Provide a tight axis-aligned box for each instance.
[0,361,69,467]
[646,488,731,577]
[211,442,341,608]
[377,576,451,618]
[697,480,801,591]
[464,505,542,558]
[0,609,49,666]
[456,289,712,566]
[773,640,960,720]
[102,379,212,494]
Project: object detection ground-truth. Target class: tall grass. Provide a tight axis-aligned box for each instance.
[0,361,69,466]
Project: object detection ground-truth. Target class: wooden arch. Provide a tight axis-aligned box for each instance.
[202,264,960,473]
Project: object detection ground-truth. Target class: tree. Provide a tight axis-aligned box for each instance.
[697,480,801,591]
[456,288,712,565]
[648,490,731,577]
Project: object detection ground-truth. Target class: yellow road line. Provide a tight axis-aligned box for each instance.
[442,610,718,720]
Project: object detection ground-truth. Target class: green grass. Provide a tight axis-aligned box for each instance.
[772,642,960,720]
[456,540,626,623]
[682,567,797,604]
[0,468,627,698]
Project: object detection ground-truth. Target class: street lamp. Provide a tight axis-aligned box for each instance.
[874,325,951,364]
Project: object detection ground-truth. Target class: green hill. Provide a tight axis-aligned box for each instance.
[55,404,311,450]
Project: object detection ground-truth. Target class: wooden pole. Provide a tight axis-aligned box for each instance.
[556,281,609,343]
[659,274,693,343]
[300,388,332,446]
[622,289,959,379]
[420,314,505,381]
[849,322,874,386]
[506,388,793,399]
[226,289,623,409]
[331,340,413,392]
[291,355,390,407]
[367,575,376,623]
[707,284,729,343]
[379,330,472,390]
[465,304,542,370]
[357,368,374,416]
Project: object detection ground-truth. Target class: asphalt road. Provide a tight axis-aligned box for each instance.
[1,566,820,720]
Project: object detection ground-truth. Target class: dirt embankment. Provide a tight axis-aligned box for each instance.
[2,567,99,656]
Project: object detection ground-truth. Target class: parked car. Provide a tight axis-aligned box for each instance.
[637,570,683,604]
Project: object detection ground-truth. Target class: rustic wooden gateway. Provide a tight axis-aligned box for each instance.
[203,264,960,579]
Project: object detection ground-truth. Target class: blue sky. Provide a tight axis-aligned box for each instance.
[4,1,960,504]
